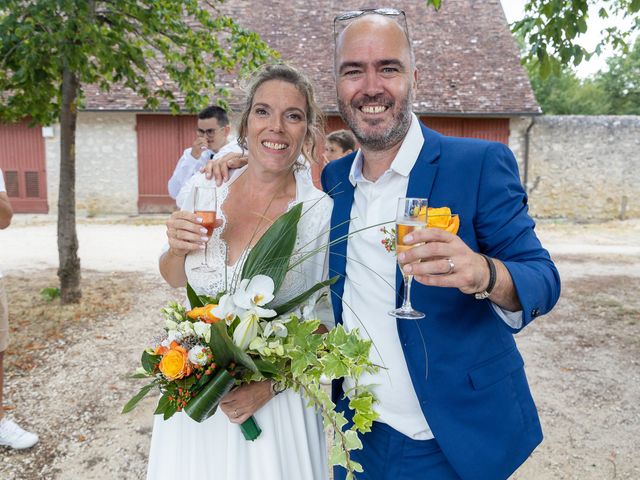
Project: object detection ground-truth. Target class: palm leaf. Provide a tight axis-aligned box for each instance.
[241,203,302,293]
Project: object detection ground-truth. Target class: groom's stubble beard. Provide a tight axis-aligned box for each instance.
[337,89,414,152]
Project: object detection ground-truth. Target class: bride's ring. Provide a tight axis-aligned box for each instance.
[233,409,239,418]
[446,258,455,274]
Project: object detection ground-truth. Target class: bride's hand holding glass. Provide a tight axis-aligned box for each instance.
[165,189,223,261]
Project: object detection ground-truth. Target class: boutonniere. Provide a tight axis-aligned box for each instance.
[380,207,460,253]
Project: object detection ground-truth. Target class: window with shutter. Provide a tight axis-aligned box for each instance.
[25,171,40,198]
[4,171,19,197]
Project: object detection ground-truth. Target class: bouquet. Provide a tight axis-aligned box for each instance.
[123,202,379,477]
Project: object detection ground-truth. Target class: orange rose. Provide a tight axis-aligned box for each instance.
[186,304,221,324]
[158,341,192,380]
[427,207,460,234]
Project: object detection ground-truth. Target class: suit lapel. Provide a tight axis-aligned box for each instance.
[327,156,356,324]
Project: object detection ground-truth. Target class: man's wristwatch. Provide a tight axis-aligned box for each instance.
[474,254,496,300]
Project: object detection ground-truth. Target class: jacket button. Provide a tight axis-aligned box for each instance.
[531,308,540,317]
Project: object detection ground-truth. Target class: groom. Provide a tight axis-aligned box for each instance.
[321,9,561,480]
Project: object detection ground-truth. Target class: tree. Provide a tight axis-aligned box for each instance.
[426,0,640,77]
[526,63,611,114]
[596,36,640,113]
[525,36,640,114]
[0,1,274,304]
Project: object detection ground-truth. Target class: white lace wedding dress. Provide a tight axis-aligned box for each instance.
[147,168,333,480]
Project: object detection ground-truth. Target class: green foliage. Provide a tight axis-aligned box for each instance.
[121,380,157,414]
[39,287,61,301]
[596,36,640,114]
[0,0,277,123]
[526,37,640,114]
[254,320,379,475]
[425,1,639,78]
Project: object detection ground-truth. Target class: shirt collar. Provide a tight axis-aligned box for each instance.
[349,113,424,185]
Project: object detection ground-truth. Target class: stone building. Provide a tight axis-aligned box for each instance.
[0,0,540,215]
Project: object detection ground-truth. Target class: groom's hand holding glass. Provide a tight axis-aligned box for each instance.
[398,225,523,312]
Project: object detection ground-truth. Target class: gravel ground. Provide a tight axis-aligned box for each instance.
[1,215,639,480]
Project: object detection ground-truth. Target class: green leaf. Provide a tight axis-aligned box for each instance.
[272,276,338,315]
[187,283,204,308]
[154,392,171,415]
[183,369,236,422]
[253,359,278,377]
[241,203,302,293]
[122,381,157,414]
[141,351,160,373]
[208,321,260,373]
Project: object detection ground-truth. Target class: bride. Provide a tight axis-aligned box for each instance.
[148,64,333,480]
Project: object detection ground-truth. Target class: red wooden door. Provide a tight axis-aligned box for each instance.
[136,114,197,213]
[420,117,509,144]
[0,120,48,213]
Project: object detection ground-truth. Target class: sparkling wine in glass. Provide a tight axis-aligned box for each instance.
[389,197,428,320]
[192,186,217,272]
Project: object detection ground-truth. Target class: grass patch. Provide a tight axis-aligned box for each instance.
[4,270,142,371]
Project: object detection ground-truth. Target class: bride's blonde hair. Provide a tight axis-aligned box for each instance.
[236,64,325,166]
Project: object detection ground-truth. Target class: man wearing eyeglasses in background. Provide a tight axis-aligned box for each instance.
[167,105,239,201]
[321,8,560,480]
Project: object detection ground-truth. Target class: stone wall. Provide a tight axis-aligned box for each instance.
[41,113,638,220]
[513,116,640,221]
[45,112,138,215]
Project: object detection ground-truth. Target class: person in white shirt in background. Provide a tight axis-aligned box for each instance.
[0,168,38,450]
[167,105,240,200]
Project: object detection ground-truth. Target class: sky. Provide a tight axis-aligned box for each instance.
[500,0,637,78]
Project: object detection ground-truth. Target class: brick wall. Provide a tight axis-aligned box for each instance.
[45,112,138,215]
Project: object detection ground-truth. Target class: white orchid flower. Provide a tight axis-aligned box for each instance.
[233,311,260,350]
[212,293,244,325]
[193,321,211,343]
[188,345,209,366]
[233,275,277,318]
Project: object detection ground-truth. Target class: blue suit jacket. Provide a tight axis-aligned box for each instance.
[321,124,561,480]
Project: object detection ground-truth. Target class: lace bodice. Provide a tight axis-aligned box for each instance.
[183,168,333,322]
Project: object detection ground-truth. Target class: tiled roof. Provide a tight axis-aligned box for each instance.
[83,0,540,115]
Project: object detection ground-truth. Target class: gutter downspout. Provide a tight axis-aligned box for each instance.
[523,117,536,196]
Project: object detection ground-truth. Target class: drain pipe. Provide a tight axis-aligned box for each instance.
[523,116,536,196]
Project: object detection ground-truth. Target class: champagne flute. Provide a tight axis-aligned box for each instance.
[389,197,429,319]
[192,186,217,272]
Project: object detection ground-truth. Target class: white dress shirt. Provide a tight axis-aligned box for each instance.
[341,114,523,440]
[168,137,240,200]
[342,114,434,440]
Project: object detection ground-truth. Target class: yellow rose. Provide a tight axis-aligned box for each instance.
[159,341,192,381]
[427,207,460,234]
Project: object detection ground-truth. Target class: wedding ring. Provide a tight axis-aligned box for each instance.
[446,258,455,274]
[233,409,239,418]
